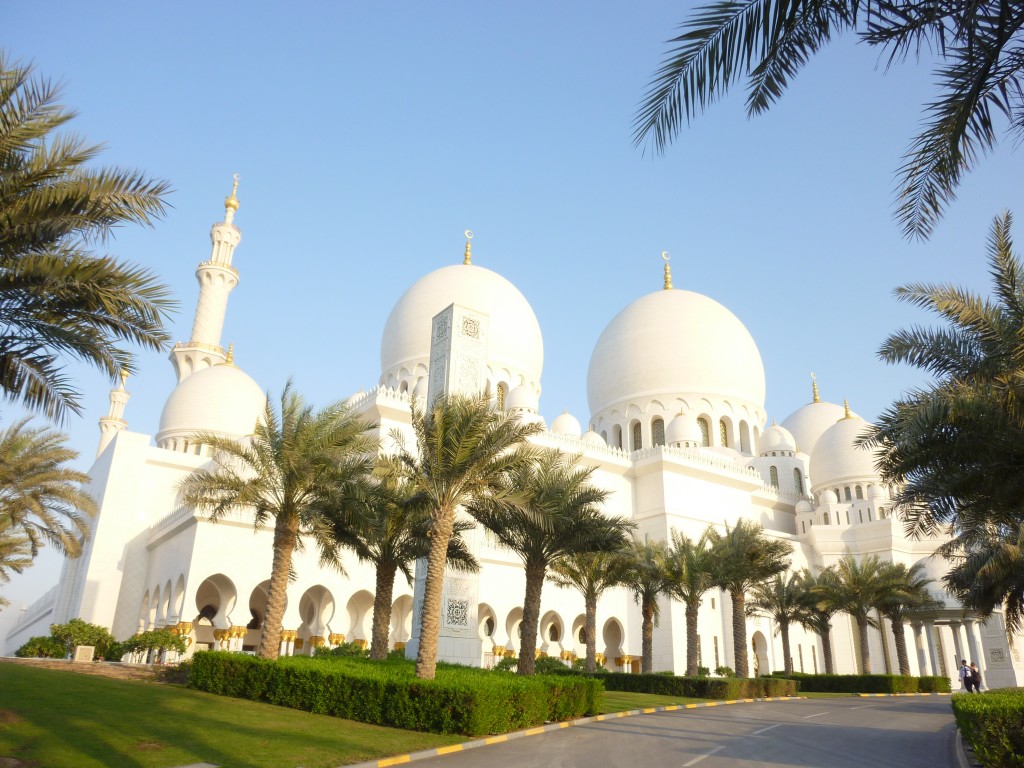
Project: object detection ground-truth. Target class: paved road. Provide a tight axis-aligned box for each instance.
[416,697,957,768]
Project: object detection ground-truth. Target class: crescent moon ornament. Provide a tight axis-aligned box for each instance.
[662,251,670,262]
[465,229,474,240]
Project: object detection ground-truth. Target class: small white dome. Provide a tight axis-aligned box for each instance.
[707,446,742,461]
[810,415,880,490]
[795,500,813,514]
[551,411,582,437]
[380,263,543,392]
[666,413,703,446]
[517,411,547,429]
[157,364,266,448]
[345,388,366,407]
[587,289,765,416]
[507,385,539,412]
[759,423,796,455]
[820,489,838,504]
[582,429,606,447]
[413,379,428,399]
[781,400,855,455]
[868,484,885,499]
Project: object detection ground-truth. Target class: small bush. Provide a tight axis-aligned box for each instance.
[952,688,1024,768]
[696,666,710,677]
[571,657,607,673]
[714,666,735,677]
[547,669,798,699]
[49,618,117,660]
[773,672,948,694]
[188,651,603,735]
[15,635,66,659]
[313,641,369,658]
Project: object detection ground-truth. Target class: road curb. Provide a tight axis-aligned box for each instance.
[338,696,804,768]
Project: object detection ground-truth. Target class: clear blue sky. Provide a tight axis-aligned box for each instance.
[2,1,1020,612]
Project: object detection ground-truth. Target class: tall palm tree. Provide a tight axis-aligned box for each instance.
[795,567,840,674]
[0,417,96,558]
[633,4,1024,239]
[623,537,672,674]
[328,459,478,660]
[867,213,1024,631]
[876,561,939,675]
[548,549,631,673]
[0,516,32,607]
[748,571,805,676]
[178,384,376,660]
[707,520,792,677]
[0,54,174,422]
[945,524,1024,636]
[819,554,892,674]
[665,529,717,676]
[469,449,631,675]
[394,393,541,680]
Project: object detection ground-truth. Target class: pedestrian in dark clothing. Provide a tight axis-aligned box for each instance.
[969,663,982,692]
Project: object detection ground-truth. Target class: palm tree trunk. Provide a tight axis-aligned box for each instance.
[414,508,455,680]
[685,601,699,676]
[890,617,910,675]
[857,617,871,674]
[731,589,748,677]
[819,626,834,674]
[518,562,546,675]
[641,597,655,674]
[369,564,397,660]
[257,518,298,659]
[585,592,598,673]
[780,619,792,676]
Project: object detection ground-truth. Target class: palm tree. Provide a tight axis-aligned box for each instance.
[178,384,376,660]
[548,550,631,673]
[877,561,938,675]
[867,213,1024,631]
[0,517,32,606]
[945,524,1024,635]
[394,393,541,680]
[0,418,96,558]
[622,537,672,674]
[819,554,892,674]
[795,567,841,674]
[469,449,631,675]
[707,520,792,677]
[0,54,174,422]
[633,4,1024,239]
[748,571,805,676]
[328,459,478,660]
[665,529,717,676]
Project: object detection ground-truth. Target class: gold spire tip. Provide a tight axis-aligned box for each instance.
[842,399,852,420]
[662,251,673,290]
[225,343,235,365]
[225,173,240,212]
[119,369,129,388]
[463,229,473,265]
[810,372,820,403]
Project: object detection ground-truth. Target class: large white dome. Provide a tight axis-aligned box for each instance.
[380,263,543,394]
[587,289,765,416]
[809,414,880,491]
[157,364,266,450]
[781,400,855,455]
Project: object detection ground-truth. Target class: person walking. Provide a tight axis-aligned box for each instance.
[959,659,973,692]
[969,662,982,693]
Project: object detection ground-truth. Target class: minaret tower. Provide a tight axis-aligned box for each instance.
[170,176,242,383]
[97,371,130,457]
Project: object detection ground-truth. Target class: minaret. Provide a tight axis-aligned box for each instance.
[97,371,130,457]
[170,176,242,383]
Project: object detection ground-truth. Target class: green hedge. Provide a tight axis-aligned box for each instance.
[952,688,1024,768]
[771,672,950,694]
[188,652,602,736]
[551,669,798,699]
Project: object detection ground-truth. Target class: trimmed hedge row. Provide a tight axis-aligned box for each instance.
[771,672,951,694]
[552,669,798,699]
[952,688,1024,768]
[188,652,602,736]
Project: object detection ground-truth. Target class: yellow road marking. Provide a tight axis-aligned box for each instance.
[436,745,464,755]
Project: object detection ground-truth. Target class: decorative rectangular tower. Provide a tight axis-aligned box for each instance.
[405,303,488,667]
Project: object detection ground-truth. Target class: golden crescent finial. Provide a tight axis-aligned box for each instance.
[662,251,670,262]
[810,372,820,403]
[225,174,240,212]
[842,398,852,420]
[119,369,129,389]
[662,251,673,290]
[463,229,473,265]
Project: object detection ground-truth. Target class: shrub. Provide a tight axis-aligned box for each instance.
[15,635,66,659]
[114,628,188,662]
[714,666,735,677]
[313,641,369,658]
[696,666,710,677]
[547,670,798,699]
[952,688,1024,768]
[49,619,117,660]
[774,672,948,694]
[188,651,603,736]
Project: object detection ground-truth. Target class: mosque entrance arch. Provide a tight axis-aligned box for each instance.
[752,631,770,676]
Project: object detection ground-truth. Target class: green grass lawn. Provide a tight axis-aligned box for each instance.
[601,691,709,712]
[0,664,463,768]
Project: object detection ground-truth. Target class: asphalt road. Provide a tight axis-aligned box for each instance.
[415,697,957,768]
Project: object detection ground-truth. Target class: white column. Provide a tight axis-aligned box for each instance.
[950,621,965,666]
[911,622,928,675]
[923,620,939,676]
[965,620,985,689]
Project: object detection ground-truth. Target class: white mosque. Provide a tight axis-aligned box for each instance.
[5,184,1023,689]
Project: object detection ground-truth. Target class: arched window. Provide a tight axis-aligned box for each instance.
[793,468,803,493]
[496,383,507,410]
[612,425,622,449]
[878,507,887,519]
[600,430,608,444]
[631,421,642,451]
[833,487,840,499]
[652,417,665,447]
[823,511,830,525]
[801,521,806,534]
[548,624,560,642]
[858,510,864,523]
[855,485,864,500]
[769,466,779,487]
[697,417,711,447]
[846,510,850,524]
[739,421,750,453]
[719,419,729,447]
[844,487,853,501]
